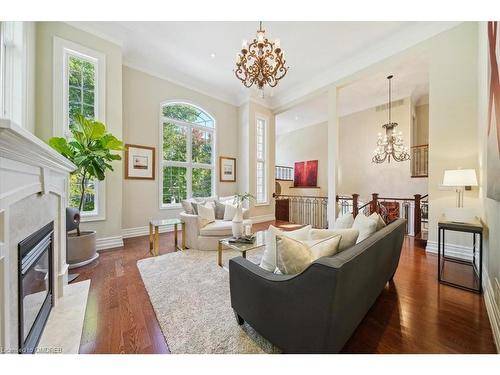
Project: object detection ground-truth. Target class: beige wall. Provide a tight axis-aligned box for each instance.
[238,100,276,219]
[338,98,428,202]
[426,22,480,247]
[478,22,500,345]
[122,66,239,230]
[276,122,328,196]
[35,22,123,240]
[414,103,429,146]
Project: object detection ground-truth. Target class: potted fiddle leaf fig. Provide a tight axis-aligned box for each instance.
[48,113,124,267]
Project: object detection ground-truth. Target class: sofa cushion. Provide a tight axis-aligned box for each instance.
[276,235,341,275]
[369,212,387,231]
[352,213,378,243]
[309,228,359,252]
[223,203,238,221]
[199,220,233,236]
[334,212,354,229]
[259,225,312,272]
[197,202,215,227]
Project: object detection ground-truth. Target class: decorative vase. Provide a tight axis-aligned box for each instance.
[67,230,99,269]
[232,205,243,237]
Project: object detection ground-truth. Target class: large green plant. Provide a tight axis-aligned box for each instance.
[48,114,124,233]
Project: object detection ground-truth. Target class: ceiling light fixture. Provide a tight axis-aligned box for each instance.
[234,21,289,96]
[372,75,410,164]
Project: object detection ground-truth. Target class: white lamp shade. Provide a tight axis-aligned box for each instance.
[442,169,478,187]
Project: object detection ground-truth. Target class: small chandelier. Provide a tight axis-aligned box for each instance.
[372,75,410,164]
[234,21,289,94]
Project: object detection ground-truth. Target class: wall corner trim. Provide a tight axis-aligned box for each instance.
[483,270,500,353]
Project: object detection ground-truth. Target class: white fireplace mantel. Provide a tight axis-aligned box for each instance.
[0,118,76,352]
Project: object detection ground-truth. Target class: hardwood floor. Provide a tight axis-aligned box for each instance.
[75,222,497,354]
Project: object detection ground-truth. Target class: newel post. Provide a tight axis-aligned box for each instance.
[352,193,359,217]
[414,194,422,236]
[370,193,379,214]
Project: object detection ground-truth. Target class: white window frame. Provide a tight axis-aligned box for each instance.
[0,22,6,118]
[159,100,216,209]
[255,114,269,205]
[53,37,106,221]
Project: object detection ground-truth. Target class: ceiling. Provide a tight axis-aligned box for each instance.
[276,56,429,135]
[69,21,456,108]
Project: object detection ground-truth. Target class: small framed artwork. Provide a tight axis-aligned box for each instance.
[125,144,155,180]
[219,156,236,182]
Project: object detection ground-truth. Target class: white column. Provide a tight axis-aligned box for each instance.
[327,86,339,228]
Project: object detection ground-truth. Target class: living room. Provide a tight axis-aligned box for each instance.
[1,1,500,373]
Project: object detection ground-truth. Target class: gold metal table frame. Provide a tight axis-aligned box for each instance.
[149,218,186,256]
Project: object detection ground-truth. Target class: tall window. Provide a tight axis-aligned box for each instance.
[54,37,106,220]
[161,102,215,207]
[256,117,268,204]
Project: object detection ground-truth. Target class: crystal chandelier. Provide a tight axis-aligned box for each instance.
[234,22,288,94]
[372,75,410,163]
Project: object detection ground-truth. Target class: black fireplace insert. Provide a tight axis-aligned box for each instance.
[18,221,54,354]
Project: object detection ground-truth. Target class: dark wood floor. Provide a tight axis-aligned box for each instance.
[75,221,497,354]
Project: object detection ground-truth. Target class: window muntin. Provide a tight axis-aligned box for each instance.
[161,102,215,207]
[256,117,267,204]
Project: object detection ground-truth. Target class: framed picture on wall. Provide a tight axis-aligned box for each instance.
[125,144,155,180]
[219,156,236,182]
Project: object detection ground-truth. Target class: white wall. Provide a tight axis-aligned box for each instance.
[338,97,428,201]
[478,21,500,350]
[276,121,328,196]
[122,65,239,230]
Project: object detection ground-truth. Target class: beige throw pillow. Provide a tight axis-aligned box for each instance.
[309,228,359,252]
[197,202,215,227]
[223,203,237,221]
[369,212,387,231]
[352,213,378,243]
[259,225,312,272]
[276,235,341,275]
[334,212,354,229]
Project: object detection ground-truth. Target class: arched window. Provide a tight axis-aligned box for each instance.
[160,102,215,207]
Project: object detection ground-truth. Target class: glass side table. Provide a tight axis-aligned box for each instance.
[438,216,483,293]
[149,218,185,256]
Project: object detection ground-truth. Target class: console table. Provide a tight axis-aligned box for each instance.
[438,217,483,293]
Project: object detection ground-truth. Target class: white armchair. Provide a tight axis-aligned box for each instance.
[180,210,251,251]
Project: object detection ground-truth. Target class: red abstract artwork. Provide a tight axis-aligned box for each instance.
[294,160,318,187]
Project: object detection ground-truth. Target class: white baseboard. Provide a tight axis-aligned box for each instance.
[425,240,473,261]
[122,225,175,239]
[483,269,500,353]
[95,235,124,251]
[250,214,276,224]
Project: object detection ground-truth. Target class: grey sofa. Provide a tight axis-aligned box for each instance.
[229,218,406,353]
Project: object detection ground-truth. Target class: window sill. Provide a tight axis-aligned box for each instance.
[80,213,106,223]
[254,202,270,207]
[160,204,183,210]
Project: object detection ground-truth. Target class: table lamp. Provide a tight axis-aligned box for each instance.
[442,169,478,222]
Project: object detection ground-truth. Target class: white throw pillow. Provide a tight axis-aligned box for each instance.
[276,235,341,274]
[334,212,354,229]
[369,212,387,231]
[223,203,238,221]
[352,214,378,243]
[197,202,215,227]
[259,225,312,272]
[309,228,359,252]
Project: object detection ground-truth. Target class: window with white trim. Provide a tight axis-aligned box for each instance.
[256,117,268,204]
[54,38,106,219]
[160,102,215,207]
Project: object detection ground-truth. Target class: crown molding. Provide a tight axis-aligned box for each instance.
[123,61,240,107]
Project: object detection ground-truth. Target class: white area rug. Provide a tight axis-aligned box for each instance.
[137,248,280,354]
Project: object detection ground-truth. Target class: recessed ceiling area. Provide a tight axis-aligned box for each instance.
[69,21,451,107]
[275,56,429,135]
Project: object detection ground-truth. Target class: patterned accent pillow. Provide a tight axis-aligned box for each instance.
[214,200,226,220]
[181,200,194,214]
